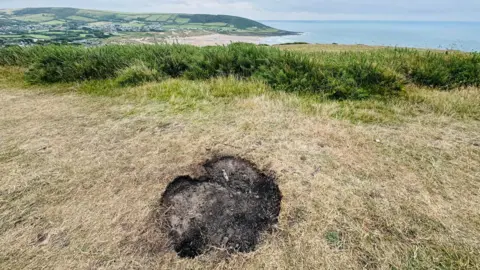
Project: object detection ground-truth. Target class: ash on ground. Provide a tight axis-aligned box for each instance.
[160,156,282,258]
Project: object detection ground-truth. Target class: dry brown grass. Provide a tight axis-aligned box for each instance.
[1,79,480,269]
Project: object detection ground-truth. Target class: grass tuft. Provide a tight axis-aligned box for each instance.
[115,61,161,87]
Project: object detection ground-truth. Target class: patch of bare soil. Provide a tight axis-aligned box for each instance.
[159,156,282,258]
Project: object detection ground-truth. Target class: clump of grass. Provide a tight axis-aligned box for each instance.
[0,66,27,88]
[115,61,160,87]
[405,244,480,269]
[405,86,480,119]
[74,75,269,113]
[325,231,343,248]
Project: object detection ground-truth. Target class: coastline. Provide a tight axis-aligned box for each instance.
[105,31,302,46]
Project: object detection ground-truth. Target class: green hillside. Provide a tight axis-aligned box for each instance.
[0,7,294,45]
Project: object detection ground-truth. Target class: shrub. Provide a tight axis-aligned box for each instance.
[151,45,201,77]
[25,47,85,83]
[407,52,480,88]
[186,43,281,79]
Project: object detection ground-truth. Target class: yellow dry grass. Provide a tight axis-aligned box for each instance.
[1,77,480,269]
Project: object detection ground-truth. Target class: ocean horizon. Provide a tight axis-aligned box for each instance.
[260,20,480,52]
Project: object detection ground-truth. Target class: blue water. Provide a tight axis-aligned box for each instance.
[260,21,480,52]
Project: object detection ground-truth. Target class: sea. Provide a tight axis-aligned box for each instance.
[259,21,480,52]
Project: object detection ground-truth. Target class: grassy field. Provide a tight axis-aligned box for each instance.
[0,44,479,269]
[175,17,191,24]
[66,15,96,22]
[27,34,52,39]
[40,20,65,25]
[13,13,55,22]
[149,14,172,22]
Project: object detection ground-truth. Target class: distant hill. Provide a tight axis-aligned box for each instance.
[0,8,294,45]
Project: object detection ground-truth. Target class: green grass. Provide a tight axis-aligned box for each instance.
[0,64,478,121]
[66,15,96,22]
[1,44,402,99]
[27,34,52,39]
[76,75,269,108]
[204,22,228,27]
[153,14,172,22]
[115,61,160,87]
[0,66,27,88]
[117,14,150,21]
[13,13,55,22]
[162,25,207,29]
[175,17,190,24]
[41,20,65,25]
[0,44,478,101]
[405,245,480,269]
[45,31,66,35]
[4,64,479,124]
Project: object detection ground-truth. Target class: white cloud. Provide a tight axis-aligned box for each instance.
[0,0,479,21]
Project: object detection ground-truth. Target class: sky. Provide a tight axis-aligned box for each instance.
[1,0,479,21]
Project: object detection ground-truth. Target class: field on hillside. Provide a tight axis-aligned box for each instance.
[0,7,293,45]
[0,44,479,269]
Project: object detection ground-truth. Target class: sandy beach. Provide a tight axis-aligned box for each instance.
[164,34,264,46]
[107,33,266,46]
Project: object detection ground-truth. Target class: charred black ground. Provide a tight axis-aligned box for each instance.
[160,156,282,258]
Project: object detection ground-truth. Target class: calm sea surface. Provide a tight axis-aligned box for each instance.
[260,21,480,52]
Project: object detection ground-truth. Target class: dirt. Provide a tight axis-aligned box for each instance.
[159,156,282,258]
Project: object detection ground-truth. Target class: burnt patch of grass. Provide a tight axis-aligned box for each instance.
[158,156,282,258]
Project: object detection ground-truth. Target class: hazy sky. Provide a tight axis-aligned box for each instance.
[1,0,479,21]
